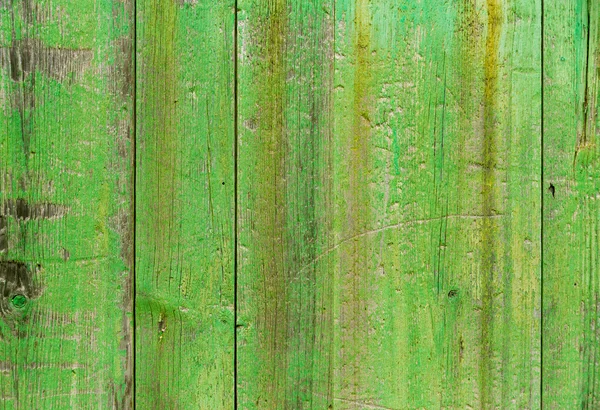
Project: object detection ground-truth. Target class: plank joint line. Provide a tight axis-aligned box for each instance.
[540,0,545,406]
[132,0,138,406]
[233,0,239,408]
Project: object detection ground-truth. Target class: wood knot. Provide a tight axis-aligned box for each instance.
[0,261,39,316]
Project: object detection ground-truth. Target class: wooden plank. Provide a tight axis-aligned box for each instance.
[543,0,600,407]
[0,0,134,408]
[135,0,235,408]
[332,0,540,407]
[236,0,335,408]
[238,0,541,408]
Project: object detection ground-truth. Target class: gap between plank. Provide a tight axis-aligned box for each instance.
[233,0,239,408]
[540,0,544,406]
[132,0,137,406]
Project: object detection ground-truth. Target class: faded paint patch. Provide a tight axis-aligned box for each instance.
[109,37,134,97]
[0,217,6,254]
[0,199,69,253]
[0,0,51,25]
[0,39,93,83]
[479,0,502,408]
[1,198,68,221]
[339,0,374,401]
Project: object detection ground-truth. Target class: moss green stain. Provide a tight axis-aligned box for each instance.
[11,0,600,407]
[480,0,501,407]
[339,0,374,399]
[254,0,289,405]
[237,0,339,407]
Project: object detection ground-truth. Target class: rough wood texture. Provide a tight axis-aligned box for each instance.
[135,0,235,408]
[238,0,541,408]
[543,0,600,407]
[7,0,600,407]
[0,0,134,408]
[236,0,335,407]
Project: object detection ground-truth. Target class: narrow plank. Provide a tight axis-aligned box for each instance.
[0,0,134,408]
[135,0,235,407]
[236,0,335,407]
[238,0,541,408]
[543,1,600,407]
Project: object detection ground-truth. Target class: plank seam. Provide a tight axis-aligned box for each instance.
[233,0,239,408]
[132,0,138,406]
[540,0,544,406]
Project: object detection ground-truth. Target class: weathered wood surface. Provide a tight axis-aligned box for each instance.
[543,0,600,407]
[236,0,335,408]
[2,0,600,408]
[0,0,134,408]
[238,0,541,408]
[135,0,235,408]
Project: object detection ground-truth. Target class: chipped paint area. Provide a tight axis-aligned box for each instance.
[0,40,93,83]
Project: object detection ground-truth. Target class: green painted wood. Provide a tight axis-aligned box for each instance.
[135,0,235,408]
[238,0,541,408]
[236,1,335,408]
[543,1,600,407]
[0,0,134,408]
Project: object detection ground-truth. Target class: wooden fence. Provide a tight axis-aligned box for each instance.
[0,0,598,408]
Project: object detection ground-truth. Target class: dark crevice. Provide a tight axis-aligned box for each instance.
[132,0,137,407]
[574,0,592,171]
[233,0,239,408]
[540,0,544,406]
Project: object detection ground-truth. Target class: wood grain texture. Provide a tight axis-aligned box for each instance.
[543,0,600,407]
[135,0,235,408]
[236,0,335,408]
[334,0,541,407]
[238,0,541,408]
[0,0,134,408]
